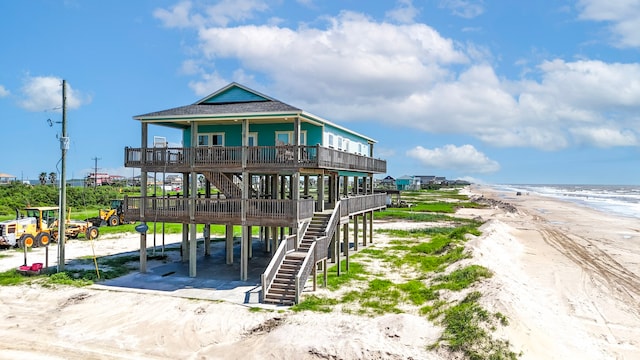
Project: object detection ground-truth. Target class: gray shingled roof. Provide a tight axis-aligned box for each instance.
[135,100,301,119]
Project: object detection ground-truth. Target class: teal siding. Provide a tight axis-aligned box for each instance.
[201,87,268,104]
[305,123,323,146]
[183,122,323,147]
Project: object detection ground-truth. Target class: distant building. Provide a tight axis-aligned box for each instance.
[0,173,17,185]
[86,173,126,187]
[396,175,421,191]
[378,175,396,189]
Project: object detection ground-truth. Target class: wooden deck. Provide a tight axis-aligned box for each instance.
[124,145,387,174]
[123,193,387,227]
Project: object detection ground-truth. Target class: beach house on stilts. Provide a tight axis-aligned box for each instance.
[123,83,387,305]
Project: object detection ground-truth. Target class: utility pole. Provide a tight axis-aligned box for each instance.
[58,80,69,272]
[91,156,101,189]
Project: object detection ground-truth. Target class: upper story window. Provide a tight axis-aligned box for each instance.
[275,131,306,145]
[197,133,224,146]
[328,134,334,148]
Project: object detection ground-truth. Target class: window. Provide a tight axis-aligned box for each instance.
[276,131,306,145]
[328,133,334,148]
[337,136,343,150]
[197,133,225,146]
[276,132,290,145]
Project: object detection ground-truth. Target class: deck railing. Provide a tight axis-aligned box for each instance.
[123,196,315,225]
[341,193,388,217]
[124,145,386,173]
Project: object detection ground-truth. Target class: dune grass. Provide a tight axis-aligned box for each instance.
[293,188,519,360]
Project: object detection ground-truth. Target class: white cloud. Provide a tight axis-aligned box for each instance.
[407,144,500,173]
[0,85,9,97]
[439,0,484,19]
[577,0,640,48]
[196,11,467,103]
[154,0,269,28]
[18,76,91,112]
[167,5,640,151]
[386,0,420,24]
[154,1,199,28]
[570,127,638,147]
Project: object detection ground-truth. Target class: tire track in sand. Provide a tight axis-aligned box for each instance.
[539,227,640,315]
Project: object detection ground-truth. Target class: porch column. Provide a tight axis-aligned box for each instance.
[188,122,198,277]
[335,223,341,276]
[181,173,189,262]
[189,171,197,277]
[342,175,348,198]
[225,225,233,264]
[303,175,310,197]
[353,215,359,251]
[369,211,374,244]
[362,211,368,247]
[343,223,349,271]
[139,122,148,273]
[204,178,211,256]
[240,119,249,281]
[317,174,324,212]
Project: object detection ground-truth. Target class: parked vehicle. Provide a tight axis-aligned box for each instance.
[86,199,127,227]
[0,206,99,249]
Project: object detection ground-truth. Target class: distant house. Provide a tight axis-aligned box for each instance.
[0,173,17,185]
[416,175,436,185]
[396,175,421,191]
[86,173,126,187]
[379,175,396,189]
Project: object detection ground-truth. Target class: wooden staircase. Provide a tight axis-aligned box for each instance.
[202,171,241,198]
[263,212,332,305]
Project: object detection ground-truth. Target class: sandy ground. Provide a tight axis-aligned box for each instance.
[459,185,640,359]
[0,186,639,359]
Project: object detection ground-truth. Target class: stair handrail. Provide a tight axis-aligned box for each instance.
[261,237,290,302]
[297,218,311,249]
[324,201,341,241]
[295,241,316,304]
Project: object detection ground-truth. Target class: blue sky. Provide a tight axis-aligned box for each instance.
[1,0,639,185]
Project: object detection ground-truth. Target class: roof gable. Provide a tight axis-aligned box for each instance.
[197,83,271,105]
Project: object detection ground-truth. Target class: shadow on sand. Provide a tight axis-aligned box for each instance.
[87,238,277,307]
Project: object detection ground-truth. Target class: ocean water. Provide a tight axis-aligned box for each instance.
[492,184,640,219]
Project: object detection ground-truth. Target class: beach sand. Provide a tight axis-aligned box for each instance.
[0,186,639,359]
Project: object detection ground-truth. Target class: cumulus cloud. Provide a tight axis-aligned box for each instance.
[407,144,500,173]
[154,0,269,28]
[192,11,467,103]
[158,2,640,151]
[18,76,90,112]
[577,0,640,48]
[439,0,484,19]
[0,85,9,97]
